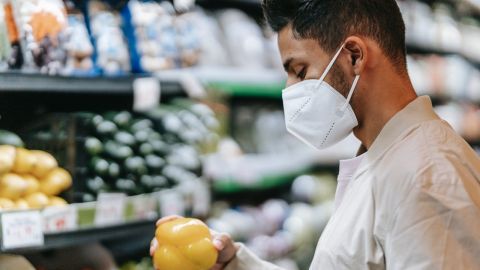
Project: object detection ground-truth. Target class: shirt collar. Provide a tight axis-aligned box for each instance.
[357,96,440,173]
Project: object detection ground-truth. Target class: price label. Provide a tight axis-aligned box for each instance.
[132,195,157,220]
[192,180,211,217]
[43,206,78,233]
[94,193,126,226]
[1,211,44,249]
[157,190,185,217]
[133,77,160,112]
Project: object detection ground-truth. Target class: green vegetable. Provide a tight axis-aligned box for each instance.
[108,162,121,179]
[115,178,137,194]
[91,115,104,127]
[124,156,147,175]
[139,143,154,156]
[0,130,24,147]
[85,137,103,155]
[96,120,118,136]
[130,119,153,133]
[90,157,109,176]
[150,140,170,155]
[114,131,136,147]
[145,155,165,172]
[112,111,132,128]
[105,141,134,160]
[134,130,150,144]
[86,176,108,193]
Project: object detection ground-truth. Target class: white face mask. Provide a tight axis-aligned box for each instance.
[282,44,360,150]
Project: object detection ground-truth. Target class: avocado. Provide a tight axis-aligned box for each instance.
[114,131,136,147]
[85,137,103,156]
[108,162,121,179]
[96,120,118,136]
[130,119,153,133]
[112,111,132,128]
[105,140,133,160]
[145,155,165,172]
[0,130,24,147]
[90,157,109,176]
[124,156,147,175]
[86,176,109,193]
[139,142,154,156]
[115,178,137,194]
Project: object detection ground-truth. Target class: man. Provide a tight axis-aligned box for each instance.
[152,0,480,269]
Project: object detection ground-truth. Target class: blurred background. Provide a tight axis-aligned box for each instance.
[0,0,478,269]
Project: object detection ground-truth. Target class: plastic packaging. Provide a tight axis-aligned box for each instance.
[0,1,23,70]
[88,0,130,75]
[12,0,69,74]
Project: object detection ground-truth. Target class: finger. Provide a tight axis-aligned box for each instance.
[212,232,230,250]
[150,238,158,256]
[212,233,237,264]
[156,215,182,226]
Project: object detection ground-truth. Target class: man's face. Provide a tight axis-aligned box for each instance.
[278,25,349,97]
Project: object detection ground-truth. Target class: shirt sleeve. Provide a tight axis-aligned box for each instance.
[224,244,286,270]
[384,176,480,270]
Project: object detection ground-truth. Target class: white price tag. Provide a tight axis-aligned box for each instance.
[94,193,126,226]
[1,211,44,249]
[43,206,78,233]
[133,77,160,112]
[157,190,185,217]
[132,195,157,220]
[192,180,211,217]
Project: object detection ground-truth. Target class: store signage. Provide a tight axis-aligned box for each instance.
[94,193,126,226]
[43,206,78,233]
[1,211,44,249]
[133,77,160,112]
[132,195,157,220]
[157,190,185,217]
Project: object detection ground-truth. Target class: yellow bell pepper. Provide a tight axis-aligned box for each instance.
[154,218,218,270]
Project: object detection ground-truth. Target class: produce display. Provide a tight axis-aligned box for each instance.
[79,98,218,201]
[0,130,71,211]
[153,217,218,270]
[88,0,130,75]
[206,174,336,270]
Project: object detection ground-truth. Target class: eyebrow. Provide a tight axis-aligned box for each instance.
[283,57,293,72]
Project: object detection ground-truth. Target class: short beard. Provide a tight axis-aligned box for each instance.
[330,64,351,99]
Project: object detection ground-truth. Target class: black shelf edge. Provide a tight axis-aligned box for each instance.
[4,219,156,254]
[0,72,185,113]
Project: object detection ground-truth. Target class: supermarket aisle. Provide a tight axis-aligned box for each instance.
[0,0,478,270]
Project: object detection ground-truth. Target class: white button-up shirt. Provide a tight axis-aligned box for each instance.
[225,96,480,270]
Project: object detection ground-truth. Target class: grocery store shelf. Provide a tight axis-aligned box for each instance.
[7,219,156,254]
[406,44,480,69]
[197,0,263,17]
[0,72,184,112]
[156,67,285,98]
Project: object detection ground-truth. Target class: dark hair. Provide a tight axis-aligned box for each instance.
[262,0,407,70]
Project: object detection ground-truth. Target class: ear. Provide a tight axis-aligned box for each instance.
[343,36,368,76]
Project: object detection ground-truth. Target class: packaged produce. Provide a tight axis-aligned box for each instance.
[153,218,217,270]
[63,0,94,75]
[11,0,69,74]
[88,0,130,75]
[0,1,23,70]
[127,0,177,71]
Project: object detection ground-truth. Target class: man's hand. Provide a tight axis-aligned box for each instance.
[150,215,238,270]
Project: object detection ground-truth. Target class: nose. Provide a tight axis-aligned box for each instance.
[285,77,298,88]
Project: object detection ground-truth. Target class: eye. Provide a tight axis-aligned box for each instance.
[296,67,306,80]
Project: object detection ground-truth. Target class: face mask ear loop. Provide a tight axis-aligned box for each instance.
[340,74,360,112]
[316,44,345,88]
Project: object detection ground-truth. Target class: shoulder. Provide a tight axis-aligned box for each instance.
[371,118,478,216]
